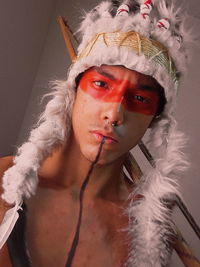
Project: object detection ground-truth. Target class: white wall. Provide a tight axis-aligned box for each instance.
[0,0,57,156]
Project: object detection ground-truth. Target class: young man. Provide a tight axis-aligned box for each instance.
[0,0,197,266]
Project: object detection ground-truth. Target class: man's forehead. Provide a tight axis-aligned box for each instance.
[86,65,160,91]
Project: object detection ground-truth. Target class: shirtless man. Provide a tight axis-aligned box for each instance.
[0,0,198,266]
[0,64,165,266]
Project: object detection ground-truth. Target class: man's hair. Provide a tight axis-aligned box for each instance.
[156,84,166,117]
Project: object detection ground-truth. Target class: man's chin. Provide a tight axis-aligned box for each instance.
[81,145,123,166]
[81,149,106,165]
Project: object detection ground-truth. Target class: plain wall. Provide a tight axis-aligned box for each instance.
[0,0,57,155]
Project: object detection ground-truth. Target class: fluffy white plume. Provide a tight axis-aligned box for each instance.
[126,119,189,266]
[157,18,170,30]
[2,81,75,204]
[156,0,181,25]
[116,4,130,17]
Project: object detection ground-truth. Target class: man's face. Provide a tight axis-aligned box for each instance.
[72,65,160,164]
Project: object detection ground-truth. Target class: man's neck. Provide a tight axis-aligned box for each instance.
[38,134,128,202]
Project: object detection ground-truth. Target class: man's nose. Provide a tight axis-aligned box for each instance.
[101,97,124,126]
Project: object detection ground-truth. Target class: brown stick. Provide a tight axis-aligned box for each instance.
[174,227,200,266]
[124,152,142,184]
[128,153,200,265]
[56,16,77,62]
[138,140,200,240]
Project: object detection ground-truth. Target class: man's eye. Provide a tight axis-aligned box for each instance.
[93,81,107,88]
[134,95,149,103]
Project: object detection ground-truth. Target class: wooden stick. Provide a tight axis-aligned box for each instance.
[175,194,200,240]
[138,141,155,167]
[124,152,142,184]
[56,16,77,62]
[129,153,200,264]
[138,140,200,240]
[174,227,200,266]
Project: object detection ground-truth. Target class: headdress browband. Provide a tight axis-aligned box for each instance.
[76,30,179,83]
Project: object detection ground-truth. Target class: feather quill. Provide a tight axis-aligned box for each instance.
[0,200,22,249]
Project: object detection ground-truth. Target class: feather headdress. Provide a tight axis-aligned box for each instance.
[1,0,192,266]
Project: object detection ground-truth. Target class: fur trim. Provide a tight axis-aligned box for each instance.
[126,119,189,266]
[2,81,75,204]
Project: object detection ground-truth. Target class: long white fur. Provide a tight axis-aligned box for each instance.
[2,80,75,204]
[1,0,192,265]
[0,200,22,249]
[126,117,189,266]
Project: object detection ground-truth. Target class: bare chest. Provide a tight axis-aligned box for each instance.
[25,187,130,267]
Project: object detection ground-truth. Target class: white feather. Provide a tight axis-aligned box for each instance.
[156,0,181,25]
[0,200,22,249]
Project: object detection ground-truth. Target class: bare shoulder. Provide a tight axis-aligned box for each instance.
[0,156,14,266]
[0,156,14,197]
[0,244,12,267]
[0,156,15,210]
[0,156,14,177]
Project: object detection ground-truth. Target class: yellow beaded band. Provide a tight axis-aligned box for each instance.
[76,31,178,82]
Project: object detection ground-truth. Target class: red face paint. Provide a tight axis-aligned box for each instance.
[79,68,159,115]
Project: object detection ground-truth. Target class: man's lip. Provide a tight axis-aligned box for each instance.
[90,130,118,143]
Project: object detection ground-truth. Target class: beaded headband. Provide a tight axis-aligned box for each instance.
[76,30,178,83]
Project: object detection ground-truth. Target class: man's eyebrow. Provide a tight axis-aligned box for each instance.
[93,67,116,80]
[138,84,158,92]
[92,68,159,92]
